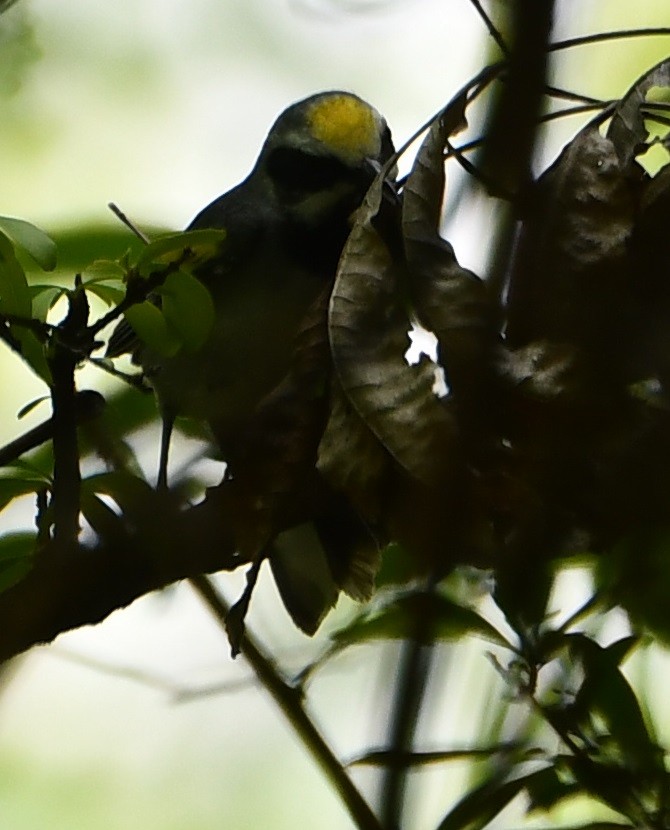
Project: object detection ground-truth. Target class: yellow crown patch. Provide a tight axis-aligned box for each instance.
[307,95,380,164]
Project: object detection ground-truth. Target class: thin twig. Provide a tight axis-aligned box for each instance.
[467,0,510,57]
[549,28,670,53]
[189,574,382,830]
[108,202,151,244]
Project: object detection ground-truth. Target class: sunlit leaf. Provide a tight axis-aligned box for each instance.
[136,229,226,277]
[84,281,125,307]
[15,329,51,385]
[81,259,126,284]
[436,768,552,830]
[123,301,180,357]
[0,229,30,317]
[332,590,509,648]
[524,762,587,813]
[567,633,663,776]
[30,284,65,321]
[0,215,57,271]
[158,270,215,352]
[0,475,46,512]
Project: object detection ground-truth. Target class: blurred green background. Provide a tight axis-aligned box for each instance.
[0,1,669,828]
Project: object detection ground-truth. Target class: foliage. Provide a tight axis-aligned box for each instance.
[1,5,670,830]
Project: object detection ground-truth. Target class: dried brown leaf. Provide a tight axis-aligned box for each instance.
[329,177,457,484]
[505,120,643,381]
[402,108,494,399]
[608,56,670,166]
[317,378,389,524]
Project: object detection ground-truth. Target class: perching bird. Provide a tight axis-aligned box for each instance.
[107,91,397,632]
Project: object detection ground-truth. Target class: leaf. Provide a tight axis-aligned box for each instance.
[81,471,155,517]
[567,633,663,776]
[83,282,125,307]
[30,284,65,321]
[16,395,49,419]
[80,491,124,539]
[496,340,581,400]
[0,476,46,513]
[506,120,642,355]
[158,270,215,352]
[349,742,528,768]
[48,225,155,274]
[269,524,339,636]
[524,761,586,812]
[135,229,226,277]
[436,768,552,830]
[0,216,57,271]
[332,590,509,648]
[329,175,457,484]
[123,301,180,357]
[0,532,36,594]
[15,329,51,385]
[608,56,670,167]
[0,232,51,383]
[0,230,30,317]
[317,378,390,523]
[402,99,493,401]
[597,529,670,644]
[81,259,126,284]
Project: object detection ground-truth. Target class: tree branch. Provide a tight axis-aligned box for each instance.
[0,485,240,663]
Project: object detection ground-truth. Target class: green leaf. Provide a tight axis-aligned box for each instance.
[30,284,65,321]
[0,216,57,271]
[80,490,124,539]
[81,259,126,284]
[568,633,662,776]
[333,590,509,648]
[135,229,226,277]
[436,769,551,830]
[598,529,670,644]
[123,301,180,357]
[0,532,36,594]
[15,329,51,385]
[524,760,582,812]
[0,475,46,513]
[158,270,215,352]
[0,230,30,317]
[16,395,49,419]
[349,743,528,768]
[84,281,125,307]
[48,225,157,274]
[81,471,155,522]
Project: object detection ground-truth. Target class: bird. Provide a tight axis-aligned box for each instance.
[107,91,397,633]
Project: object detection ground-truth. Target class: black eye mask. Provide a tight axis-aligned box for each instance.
[266,146,364,198]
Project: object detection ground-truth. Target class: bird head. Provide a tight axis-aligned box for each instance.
[255,91,396,226]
